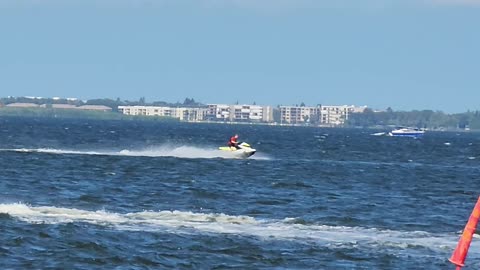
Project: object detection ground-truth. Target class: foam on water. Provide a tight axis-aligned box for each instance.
[0,203,468,255]
[0,146,271,160]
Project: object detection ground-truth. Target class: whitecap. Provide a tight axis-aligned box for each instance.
[0,202,470,255]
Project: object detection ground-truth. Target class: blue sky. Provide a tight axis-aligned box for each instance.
[0,0,478,112]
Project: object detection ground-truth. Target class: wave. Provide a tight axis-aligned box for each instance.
[0,203,467,254]
[0,146,271,160]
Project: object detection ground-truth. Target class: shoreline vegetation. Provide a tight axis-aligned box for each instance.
[0,107,178,122]
[1,96,479,131]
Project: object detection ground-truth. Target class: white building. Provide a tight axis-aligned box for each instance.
[280,105,367,126]
[279,106,321,124]
[118,106,207,122]
[206,104,231,121]
[319,105,347,126]
[206,104,273,122]
[320,105,366,126]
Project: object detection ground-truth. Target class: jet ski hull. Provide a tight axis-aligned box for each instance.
[236,149,256,158]
[218,142,256,159]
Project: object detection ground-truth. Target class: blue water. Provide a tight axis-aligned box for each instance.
[1,117,480,269]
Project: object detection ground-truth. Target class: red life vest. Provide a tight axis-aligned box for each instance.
[229,136,238,145]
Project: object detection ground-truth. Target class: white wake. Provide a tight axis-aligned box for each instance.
[0,145,270,160]
[0,203,469,256]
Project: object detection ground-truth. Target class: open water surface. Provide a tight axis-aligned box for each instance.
[1,117,480,269]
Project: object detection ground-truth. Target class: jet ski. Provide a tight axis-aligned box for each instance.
[218,142,256,158]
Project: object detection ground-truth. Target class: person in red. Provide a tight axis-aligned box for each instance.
[228,134,240,149]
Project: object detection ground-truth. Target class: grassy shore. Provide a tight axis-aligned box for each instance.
[0,107,178,121]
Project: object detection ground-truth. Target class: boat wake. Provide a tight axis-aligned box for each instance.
[0,203,469,257]
[0,146,270,160]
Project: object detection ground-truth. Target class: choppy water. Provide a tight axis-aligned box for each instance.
[1,117,480,269]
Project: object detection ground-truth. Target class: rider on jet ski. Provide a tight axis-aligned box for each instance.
[228,134,240,149]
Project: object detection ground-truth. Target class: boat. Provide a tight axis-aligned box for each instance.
[218,142,256,158]
[388,127,425,137]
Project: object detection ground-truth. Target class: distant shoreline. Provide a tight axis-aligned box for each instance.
[0,107,177,122]
[0,107,475,132]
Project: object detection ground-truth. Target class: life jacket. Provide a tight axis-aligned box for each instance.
[229,136,238,145]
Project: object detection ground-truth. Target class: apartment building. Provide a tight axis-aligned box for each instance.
[280,105,367,126]
[279,106,321,124]
[206,104,273,122]
[118,106,207,122]
[117,104,365,125]
[320,105,367,126]
[319,105,346,126]
[206,104,231,121]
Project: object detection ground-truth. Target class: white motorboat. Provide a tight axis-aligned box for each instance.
[388,127,425,137]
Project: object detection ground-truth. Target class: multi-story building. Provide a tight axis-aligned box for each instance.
[279,106,321,124]
[206,104,273,122]
[118,106,207,122]
[178,107,207,122]
[319,105,348,126]
[117,104,365,125]
[206,104,231,121]
[280,105,367,126]
[320,105,366,126]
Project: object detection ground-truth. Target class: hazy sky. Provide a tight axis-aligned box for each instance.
[0,0,478,112]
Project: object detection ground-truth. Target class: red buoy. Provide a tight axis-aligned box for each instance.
[449,196,480,269]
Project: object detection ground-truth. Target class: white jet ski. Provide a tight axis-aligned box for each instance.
[218,142,256,159]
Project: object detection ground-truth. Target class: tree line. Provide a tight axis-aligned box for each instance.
[346,108,480,130]
[0,97,206,112]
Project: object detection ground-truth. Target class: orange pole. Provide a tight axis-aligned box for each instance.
[449,196,480,269]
